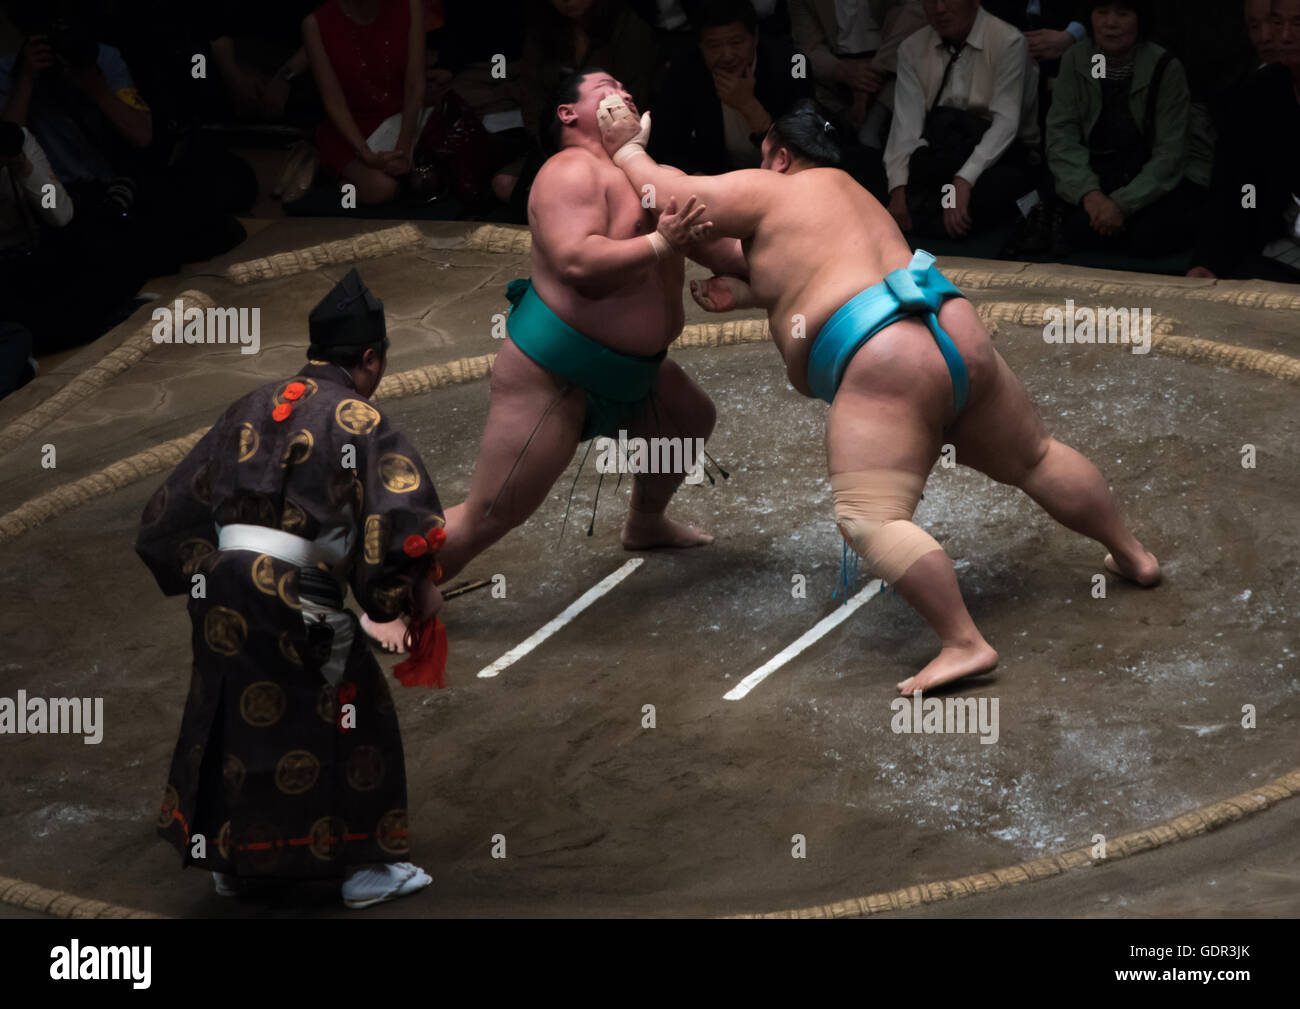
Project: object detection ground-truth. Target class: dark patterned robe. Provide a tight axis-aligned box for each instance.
[136,362,442,878]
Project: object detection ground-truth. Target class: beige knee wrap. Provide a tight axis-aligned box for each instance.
[831,470,944,583]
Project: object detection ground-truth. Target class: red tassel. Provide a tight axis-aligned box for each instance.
[393,617,448,688]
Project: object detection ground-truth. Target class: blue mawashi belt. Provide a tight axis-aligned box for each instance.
[807,250,969,416]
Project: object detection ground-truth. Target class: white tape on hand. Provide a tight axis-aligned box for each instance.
[647,232,671,261]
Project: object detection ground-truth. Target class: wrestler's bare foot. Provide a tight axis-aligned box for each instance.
[621,508,714,550]
[1104,548,1161,587]
[361,613,409,654]
[896,641,999,697]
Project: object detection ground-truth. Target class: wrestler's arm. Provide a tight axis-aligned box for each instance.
[619,149,775,241]
[648,161,749,277]
[686,236,748,278]
[532,154,661,289]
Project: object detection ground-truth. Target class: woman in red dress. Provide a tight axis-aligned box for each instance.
[303,0,426,203]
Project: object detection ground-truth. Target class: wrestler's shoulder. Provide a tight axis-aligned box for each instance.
[535,148,608,192]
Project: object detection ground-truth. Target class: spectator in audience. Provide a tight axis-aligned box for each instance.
[984,0,1086,139]
[984,1,1086,63]
[1047,1,1210,258]
[649,0,812,174]
[1,0,251,276]
[203,2,322,125]
[0,3,152,187]
[0,116,149,358]
[303,0,426,205]
[521,2,659,140]
[789,1,925,133]
[428,0,531,212]
[1188,0,1300,282]
[501,2,658,216]
[1246,0,1284,65]
[885,0,1041,239]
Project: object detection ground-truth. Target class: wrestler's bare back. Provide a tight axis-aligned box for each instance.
[738,168,922,393]
[529,147,686,357]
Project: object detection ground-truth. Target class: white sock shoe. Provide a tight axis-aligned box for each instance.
[341,862,432,909]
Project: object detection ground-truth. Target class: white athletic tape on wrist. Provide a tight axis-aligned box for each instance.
[647,232,671,261]
[613,144,649,167]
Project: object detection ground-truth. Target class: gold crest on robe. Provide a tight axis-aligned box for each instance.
[236,423,260,461]
[335,398,382,436]
[239,680,286,727]
[204,606,248,655]
[378,453,420,494]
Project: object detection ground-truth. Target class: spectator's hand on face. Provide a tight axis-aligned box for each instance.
[17,35,54,81]
[888,188,912,232]
[944,176,974,238]
[1025,29,1074,62]
[713,64,757,110]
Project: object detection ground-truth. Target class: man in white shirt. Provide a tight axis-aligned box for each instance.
[884,0,1040,239]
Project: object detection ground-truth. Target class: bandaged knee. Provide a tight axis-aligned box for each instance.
[831,470,944,583]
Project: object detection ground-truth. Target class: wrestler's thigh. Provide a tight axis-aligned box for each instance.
[463,340,586,512]
[628,358,716,440]
[947,349,1051,486]
[825,385,943,479]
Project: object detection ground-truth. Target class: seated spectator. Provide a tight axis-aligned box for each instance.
[649,0,812,174]
[427,0,532,212]
[1188,0,1300,282]
[504,1,659,212]
[1246,0,1285,65]
[789,1,928,142]
[0,3,153,188]
[884,0,1041,240]
[984,1,1087,65]
[984,0,1086,136]
[789,0,927,196]
[1047,1,1210,258]
[203,2,322,126]
[521,1,659,137]
[303,0,426,205]
[0,118,148,356]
